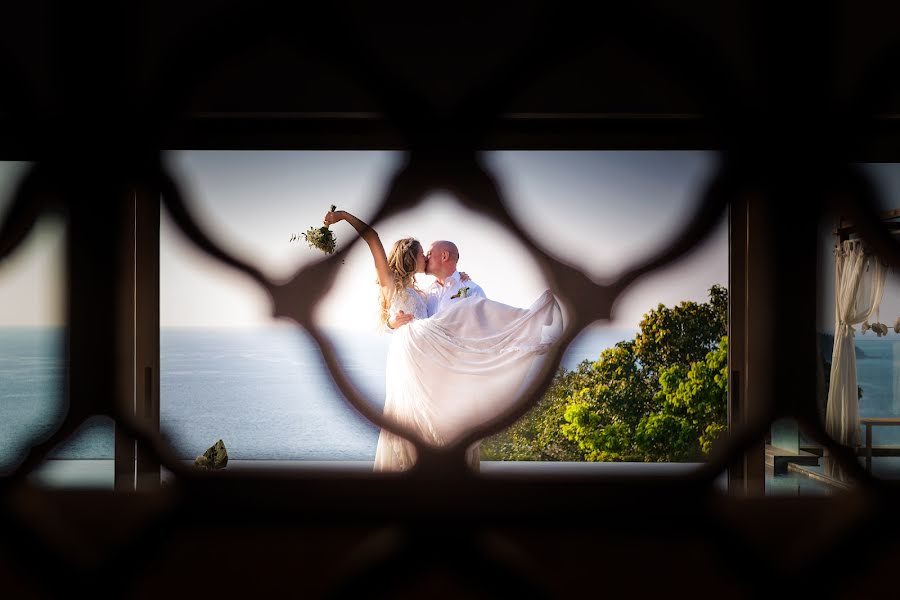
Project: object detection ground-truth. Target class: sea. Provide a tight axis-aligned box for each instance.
[8,329,898,470]
[0,325,634,469]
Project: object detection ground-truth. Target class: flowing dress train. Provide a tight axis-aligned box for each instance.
[373,288,563,472]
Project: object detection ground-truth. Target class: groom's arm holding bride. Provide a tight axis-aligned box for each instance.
[387,270,477,330]
[388,311,413,330]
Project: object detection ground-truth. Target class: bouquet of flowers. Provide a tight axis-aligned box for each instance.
[291,205,337,254]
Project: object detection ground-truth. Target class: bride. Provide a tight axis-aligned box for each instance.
[324,209,563,472]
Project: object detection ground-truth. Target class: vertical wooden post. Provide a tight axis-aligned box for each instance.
[728,195,746,492]
[729,192,768,495]
[114,190,136,491]
[135,187,160,490]
[866,424,872,474]
[112,187,160,491]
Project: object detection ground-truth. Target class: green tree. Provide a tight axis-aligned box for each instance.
[634,337,728,460]
[564,285,727,462]
[484,285,728,463]
[633,283,726,379]
[481,364,587,461]
[559,340,653,461]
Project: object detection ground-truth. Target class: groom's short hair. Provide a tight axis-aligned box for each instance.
[433,240,459,262]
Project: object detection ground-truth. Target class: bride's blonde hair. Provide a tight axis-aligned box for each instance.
[379,237,422,326]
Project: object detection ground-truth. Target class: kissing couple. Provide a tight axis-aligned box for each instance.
[324,209,563,472]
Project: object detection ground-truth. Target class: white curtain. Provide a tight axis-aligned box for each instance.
[826,240,887,446]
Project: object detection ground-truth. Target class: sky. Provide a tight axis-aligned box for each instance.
[0,162,64,327]
[0,151,732,331]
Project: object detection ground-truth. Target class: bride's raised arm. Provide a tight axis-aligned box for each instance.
[324,210,393,294]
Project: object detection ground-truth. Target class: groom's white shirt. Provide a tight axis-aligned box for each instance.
[426,271,486,317]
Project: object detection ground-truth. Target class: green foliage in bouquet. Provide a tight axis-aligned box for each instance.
[291,205,338,254]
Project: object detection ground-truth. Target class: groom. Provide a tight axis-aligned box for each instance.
[424,240,486,316]
[389,239,487,471]
[388,240,486,329]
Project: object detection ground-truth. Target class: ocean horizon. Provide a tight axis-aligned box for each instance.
[0,324,637,468]
[10,327,896,469]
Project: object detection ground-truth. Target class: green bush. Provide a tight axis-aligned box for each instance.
[482,285,728,462]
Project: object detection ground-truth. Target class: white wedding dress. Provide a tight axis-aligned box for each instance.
[373,286,563,472]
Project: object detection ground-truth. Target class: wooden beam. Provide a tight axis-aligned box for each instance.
[113,190,136,491]
[135,188,160,491]
[835,209,900,236]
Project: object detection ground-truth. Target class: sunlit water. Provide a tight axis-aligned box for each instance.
[0,325,634,467]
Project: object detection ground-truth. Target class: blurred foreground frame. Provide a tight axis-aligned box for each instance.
[3,1,900,597]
